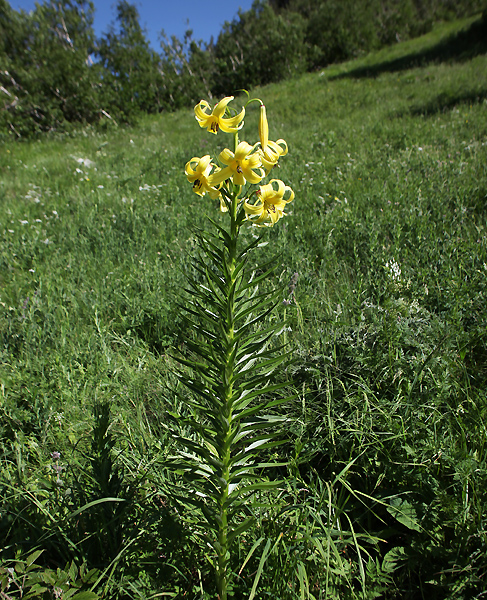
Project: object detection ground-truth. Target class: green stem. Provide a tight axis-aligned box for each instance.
[216,188,240,600]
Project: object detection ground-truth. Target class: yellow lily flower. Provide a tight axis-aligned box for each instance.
[256,100,287,172]
[185,155,221,199]
[209,141,265,187]
[260,139,288,173]
[194,96,245,134]
[244,179,294,227]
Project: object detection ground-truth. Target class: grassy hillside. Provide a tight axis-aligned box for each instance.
[1,14,486,599]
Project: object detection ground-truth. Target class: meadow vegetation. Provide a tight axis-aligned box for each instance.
[1,13,487,599]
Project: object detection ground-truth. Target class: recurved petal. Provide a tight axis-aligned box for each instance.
[194,100,212,122]
[209,166,233,186]
[253,212,272,226]
[232,172,246,186]
[260,144,282,172]
[260,155,276,172]
[219,107,245,132]
[242,166,265,185]
[218,148,235,165]
[185,155,212,179]
[271,139,288,156]
[245,152,263,170]
[243,200,264,216]
[198,154,212,171]
[270,178,286,197]
[234,141,254,160]
[259,182,274,198]
[282,185,295,203]
[212,96,234,117]
[269,178,294,202]
[185,156,201,178]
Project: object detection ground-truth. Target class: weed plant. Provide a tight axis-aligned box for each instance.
[1,15,487,599]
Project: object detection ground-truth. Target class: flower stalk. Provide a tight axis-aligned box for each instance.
[170,94,295,598]
[217,190,238,600]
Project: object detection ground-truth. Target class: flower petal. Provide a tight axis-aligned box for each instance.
[212,96,234,117]
[209,166,233,186]
[234,141,254,160]
[242,166,264,185]
[219,108,245,132]
[218,148,235,166]
[244,201,264,216]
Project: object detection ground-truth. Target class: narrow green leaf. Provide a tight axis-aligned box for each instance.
[234,297,280,332]
[205,218,232,247]
[232,440,287,464]
[231,385,293,414]
[227,516,255,546]
[70,593,99,600]
[232,370,280,393]
[234,289,280,323]
[237,233,264,260]
[174,354,219,378]
[67,498,125,519]
[169,437,221,469]
[232,256,249,283]
[241,265,277,292]
[234,351,290,379]
[204,270,226,302]
[234,332,276,362]
[168,491,216,518]
[236,397,294,422]
[297,561,309,600]
[234,326,284,357]
[229,480,284,498]
[174,376,219,408]
[238,537,265,576]
[248,539,272,600]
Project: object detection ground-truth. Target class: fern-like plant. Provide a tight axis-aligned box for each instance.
[167,95,295,599]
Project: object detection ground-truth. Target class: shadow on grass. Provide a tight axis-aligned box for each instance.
[408,87,487,116]
[330,12,487,80]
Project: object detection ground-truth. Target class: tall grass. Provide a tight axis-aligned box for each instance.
[1,14,486,599]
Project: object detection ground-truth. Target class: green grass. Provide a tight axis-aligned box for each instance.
[1,13,487,599]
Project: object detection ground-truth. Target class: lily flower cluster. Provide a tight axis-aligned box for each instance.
[185,96,294,227]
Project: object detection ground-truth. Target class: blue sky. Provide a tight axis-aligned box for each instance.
[7,0,256,49]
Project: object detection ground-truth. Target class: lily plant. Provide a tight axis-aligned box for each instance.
[171,95,295,599]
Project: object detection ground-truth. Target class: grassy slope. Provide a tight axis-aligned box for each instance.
[1,13,487,598]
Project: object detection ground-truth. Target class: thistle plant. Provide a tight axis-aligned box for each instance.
[170,95,295,599]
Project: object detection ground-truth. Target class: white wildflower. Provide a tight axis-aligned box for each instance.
[386,259,402,281]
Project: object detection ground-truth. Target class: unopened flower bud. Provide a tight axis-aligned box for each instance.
[259,103,268,151]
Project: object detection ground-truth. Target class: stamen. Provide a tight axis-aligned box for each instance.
[236,165,243,174]
[211,121,219,133]
[193,179,202,190]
